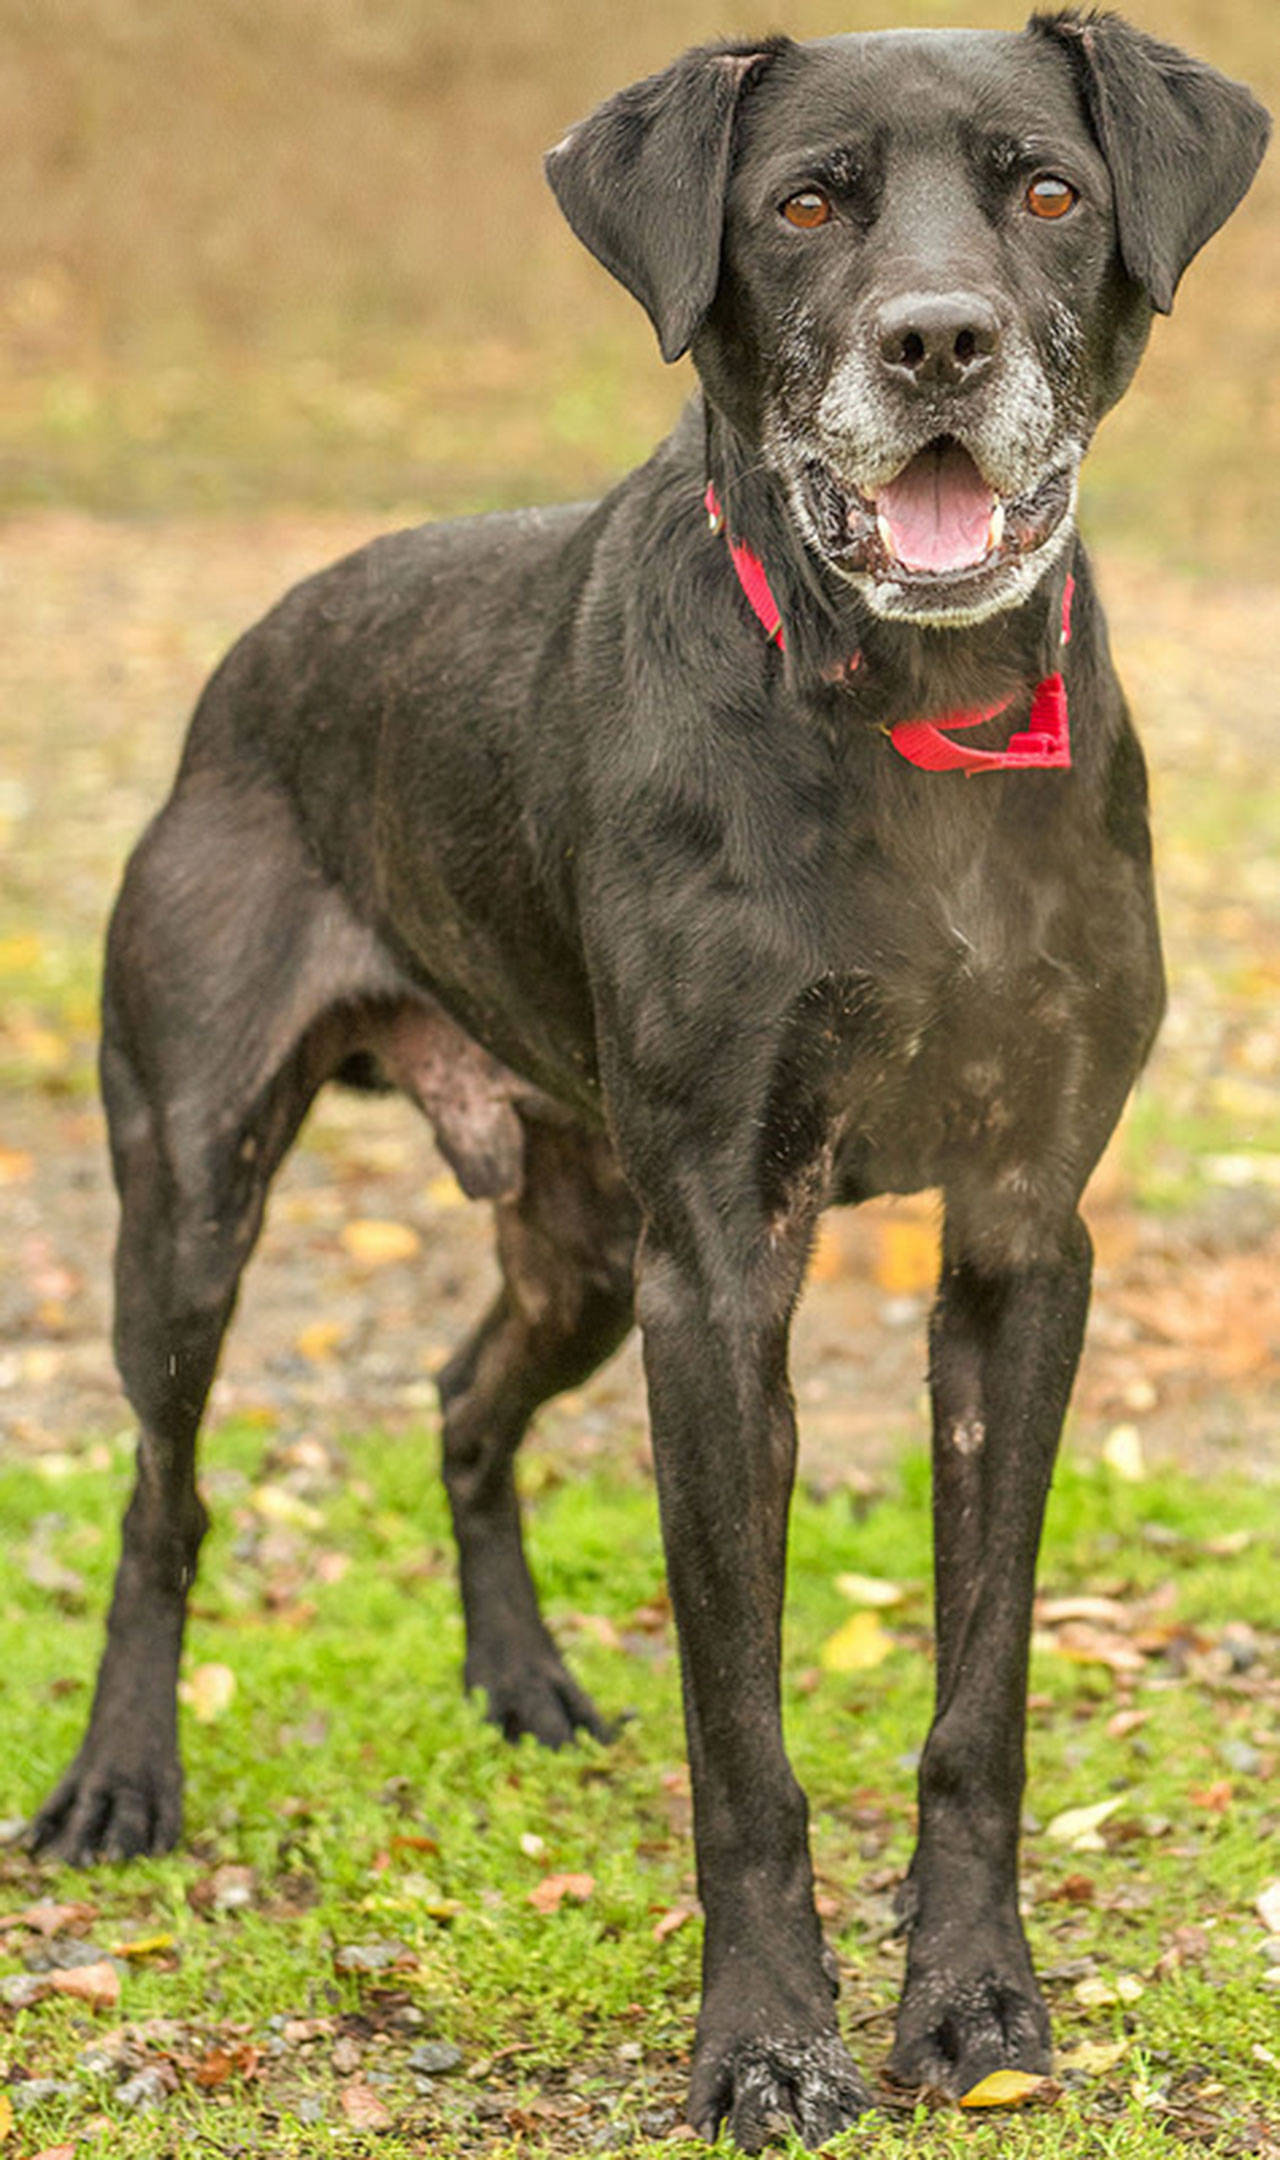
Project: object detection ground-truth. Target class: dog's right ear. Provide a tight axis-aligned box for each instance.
[545,40,789,364]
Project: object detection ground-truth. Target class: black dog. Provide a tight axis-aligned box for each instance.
[30,12,1267,2149]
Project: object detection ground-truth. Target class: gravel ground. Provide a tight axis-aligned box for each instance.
[2,514,1277,1489]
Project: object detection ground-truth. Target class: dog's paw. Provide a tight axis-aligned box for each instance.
[887,1963,1051,2097]
[26,1747,182,1867]
[687,2030,870,2153]
[468,1650,615,1749]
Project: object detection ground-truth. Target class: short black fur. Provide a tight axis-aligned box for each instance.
[29,15,1268,2152]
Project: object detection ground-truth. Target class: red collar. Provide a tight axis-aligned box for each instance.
[705,483,1073,775]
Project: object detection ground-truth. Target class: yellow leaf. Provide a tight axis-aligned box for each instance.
[1045,1795,1124,1847]
[1073,1975,1118,2008]
[251,1483,323,1530]
[834,1572,905,1608]
[341,1217,421,1266]
[959,2070,1048,2109]
[295,1319,344,1363]
[179,1662,237,1722]
[0,932,42,970]
[109,1932,175,1959]
[0,2091,10,2142]
[1102,1423,1145,1482]
[1058,2039,1130,2075]
[0,1147,34,1186]
[873,1216,939,1295]
[819,1610,893,1674]
[425,1175,465,1209]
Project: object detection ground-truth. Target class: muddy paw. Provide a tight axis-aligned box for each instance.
[888,1966,1051,2097]
[27,1746,183,1867]
[688,2030,871,2153]
[468,1646,615,1748]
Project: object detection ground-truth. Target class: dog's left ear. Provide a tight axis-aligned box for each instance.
[1031,10,1271,312]
[545,40,790,362]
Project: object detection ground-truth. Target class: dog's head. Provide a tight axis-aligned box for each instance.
[547,13,1268,628]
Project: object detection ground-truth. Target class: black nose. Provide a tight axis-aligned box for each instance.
[876,291,1001,388]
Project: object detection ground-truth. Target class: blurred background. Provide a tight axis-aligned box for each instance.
[1,0,1277,1485]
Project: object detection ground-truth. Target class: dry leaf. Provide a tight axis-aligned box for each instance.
[0,1899,97,1937]
[1115,1974,1145,2004]
[1102,1424,1145,1481]
[1256,1881,1280,1933]
[27,2148,77,2160]
[819,1610,894,1674]
[295,1319,345,1363]
[340,2081,393,2131]
[341,1218,421,1266]
[1045,1795,1125,1849]
[0,1147,33,1187]
[251,1483,323,1530]
[833,1572,905,1609]
[0,2093,10,2143]
[47,1959,121,2008]
[179,1662,236,1722]
[653,1904,696,1942]
[959,2069,1048,2108]
[1188,1780,1233,1813]
[873,1216,939,1295]
[528,1872,595,1914]
[1058,2039,1129,2075]
[1073,1975,1118,2008]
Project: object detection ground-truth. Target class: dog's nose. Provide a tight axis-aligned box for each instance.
[876,292,1001,388]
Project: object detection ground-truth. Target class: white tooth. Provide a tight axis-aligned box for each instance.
[877,511,895,556]
[988,501,1006,553]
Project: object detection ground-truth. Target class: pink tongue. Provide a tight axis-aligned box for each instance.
[875,441,996,573]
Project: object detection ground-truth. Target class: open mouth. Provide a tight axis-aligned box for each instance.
[803,435,1074,597]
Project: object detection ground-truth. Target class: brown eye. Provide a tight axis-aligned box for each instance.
[781,189,832,229]
[1026,175,1077,220]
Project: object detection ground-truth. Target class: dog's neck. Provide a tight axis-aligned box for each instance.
[701,402,1071,729]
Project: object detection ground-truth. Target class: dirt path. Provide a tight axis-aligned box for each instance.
[2,515,1277,1488]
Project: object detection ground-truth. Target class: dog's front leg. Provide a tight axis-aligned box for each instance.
[634,1182,869,2151]
[889,1212,1093,2095]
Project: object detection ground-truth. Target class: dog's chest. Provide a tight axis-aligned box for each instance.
[780,826,1119,1204]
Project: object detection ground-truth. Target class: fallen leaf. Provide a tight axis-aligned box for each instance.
[46,1959,120,2008]
[0,1147,33,1187]
[1256,1882,1280,1933]
[1188,1780,1233,1813]
[109,1932,175,1960]
[179,1662,237,1722]
[1073,1974,1118,2008]
[819,1610,894,1674]
[0,1899,97,1937]
[833,1572,905,1608]
[1107,1708,1150,1740]
[528,1872,595,1914]
[959,2069,1049,2108]
[1114,1974,1145,2004]
[873,1216,939,1296]
[341,1218,421,1267]
[0,2093,9,2142]
[652,1904,696,1942]
[425,1175,464,1209]
[194,2044,259,2088]
[26,2148,77,2160]
[1039,1595,1132,1628]
[1102,1424,1145,1481]
[340,2081,392,2131]
[1058,2039,1129,2075]
[251,1483,323,1530]
[295,1319,345,1362]
[1045,1795,1125,1849]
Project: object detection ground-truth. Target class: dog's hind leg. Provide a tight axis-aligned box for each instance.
[438,1117,638,1745]
[888,1213,1093,2095]
[27,781,391,1863]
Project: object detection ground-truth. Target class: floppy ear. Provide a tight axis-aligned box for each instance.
[545,40,788,362]
[1030,11,1271,313]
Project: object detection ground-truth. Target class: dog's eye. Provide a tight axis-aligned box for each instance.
[781,190,832,230]
[1026,175,1078,220]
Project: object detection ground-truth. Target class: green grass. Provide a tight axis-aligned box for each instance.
[1,1422,1276,2154]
